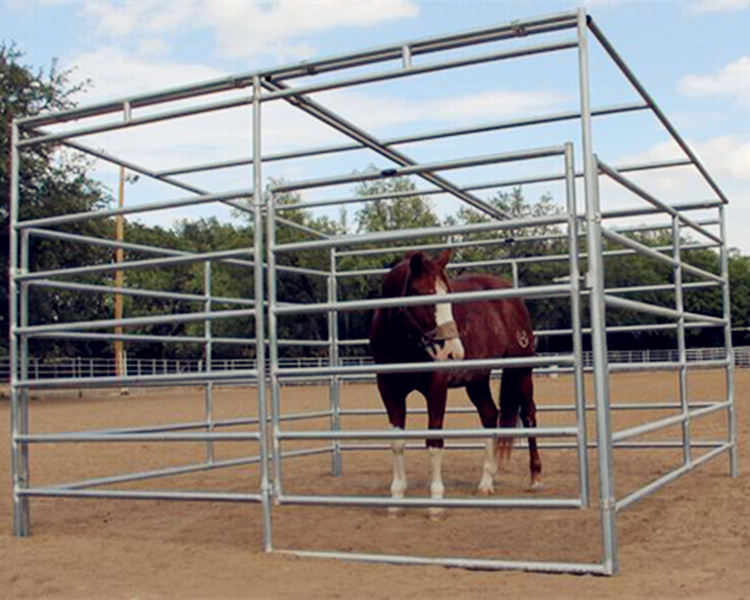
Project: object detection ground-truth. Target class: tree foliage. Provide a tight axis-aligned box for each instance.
[2,43,112,358]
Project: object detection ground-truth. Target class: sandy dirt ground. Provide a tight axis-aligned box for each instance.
[1,369,748,599]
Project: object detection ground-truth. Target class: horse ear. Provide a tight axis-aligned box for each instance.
[409,252,426,276]
[435,249,453,269]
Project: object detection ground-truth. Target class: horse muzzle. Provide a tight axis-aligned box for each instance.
[423,321,465,362]
[428,337,465,362]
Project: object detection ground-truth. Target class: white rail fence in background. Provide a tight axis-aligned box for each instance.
[4,346,748,382]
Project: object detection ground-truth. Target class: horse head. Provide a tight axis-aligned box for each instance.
[394,249,465,362]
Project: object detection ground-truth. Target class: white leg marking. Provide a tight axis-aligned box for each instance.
[478,438,497,495]
[389,429,407,515]
[428,446,445,519]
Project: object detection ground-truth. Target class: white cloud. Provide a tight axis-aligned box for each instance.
[204,0,419,60]
[67,46,226,103]
[688,0,750,13]
[74,0,420,62]
[320,88,571,132]
[679,57,750,106]
[78,0,196,37]
[695,135,750,180]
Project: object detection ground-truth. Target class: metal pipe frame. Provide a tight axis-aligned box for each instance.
[9,5,735,577]
[598,160,722,244]
[276,156,691,216]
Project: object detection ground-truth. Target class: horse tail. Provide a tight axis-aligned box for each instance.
[496,367,531,465]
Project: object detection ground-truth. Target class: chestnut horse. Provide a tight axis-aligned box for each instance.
[369,249,541,517]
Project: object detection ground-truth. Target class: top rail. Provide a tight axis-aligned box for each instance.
[16,10,579,129]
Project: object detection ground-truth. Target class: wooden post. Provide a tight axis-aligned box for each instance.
[114,166,125,378]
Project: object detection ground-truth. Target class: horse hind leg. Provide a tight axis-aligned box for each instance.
[498,368,542,490]
[519,380,543,490]
[466,378,499,496]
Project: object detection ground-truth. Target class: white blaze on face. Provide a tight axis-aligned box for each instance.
[429,280,465,361]
[434,280,454,328]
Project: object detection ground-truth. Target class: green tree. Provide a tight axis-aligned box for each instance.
[1,43,112,358]
[354,175,440,233]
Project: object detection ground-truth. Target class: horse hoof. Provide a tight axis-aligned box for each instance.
[529,478,543,491]
[477,485,494,496]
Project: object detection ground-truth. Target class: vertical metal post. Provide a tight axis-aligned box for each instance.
[10,120,30,537]
[564,143,589,508]
[511,261,519,288]
[252,76,273,551]
[203,261,214,464]
[266,185,283,498]
[328,247,342,477]
[672,216,691,467]
[577,8,618,574]
[719,205,738,477]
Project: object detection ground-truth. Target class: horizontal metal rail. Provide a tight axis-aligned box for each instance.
[276,550,609,575]
[604,294,726,326]
[157,102,648,177]
[26,227,257,270]
[13,368,259,389]
[55,456,261,491]
[275,282,571,316]
[277,494,582,510]
[288,158,691,215]
[18,431,262,444]
[30,331,255,346]
[278,425,578,442]
[612,401,730,443]
[16,247,254,283]
[16,11,580,128]
[29,279,257,307]
[608,360,730,373]
[598,161,722,244]
[600,199,723,221]
[274,355,572,379]
[271,145,566,194]
[17,488,263,503]
[615,442,732,513]
[18,38,578,148]
[18,307,257,337]
[275,214,569,253]
[15,188,254,230]
[340,440,727,452]
[18,40,578,148]
[601,227,723,284]
[340,401,718,418]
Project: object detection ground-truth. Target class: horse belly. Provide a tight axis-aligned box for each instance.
[446,369,492,388]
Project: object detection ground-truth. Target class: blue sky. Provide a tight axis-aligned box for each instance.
[3,0,750,254]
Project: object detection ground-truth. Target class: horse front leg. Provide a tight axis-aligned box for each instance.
[425,384,448,520]
[377,375,409,516]
[390,432,407,515]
